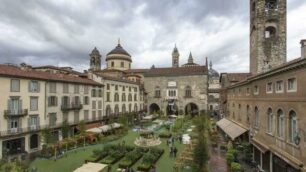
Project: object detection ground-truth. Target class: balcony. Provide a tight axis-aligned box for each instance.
[61,103,83,111]
[4,109,28,119]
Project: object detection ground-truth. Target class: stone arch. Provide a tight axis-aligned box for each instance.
[149,103,160,114]
[185,103,199,116]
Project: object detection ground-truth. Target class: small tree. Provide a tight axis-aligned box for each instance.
[42,128,52,144]
[78,120,86,136]
[61,120,70,139]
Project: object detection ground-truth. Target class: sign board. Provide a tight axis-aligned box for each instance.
[168,81,177,87]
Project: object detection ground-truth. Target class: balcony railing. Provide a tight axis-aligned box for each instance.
[4,109,28,118]
[61,103,83,111]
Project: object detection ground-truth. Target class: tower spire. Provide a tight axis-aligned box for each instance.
[209,61,212,69]
[118,38,120,45]
[188,52,193,63]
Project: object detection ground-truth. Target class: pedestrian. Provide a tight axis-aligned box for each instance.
[174,147,178,157]
[179,135,182,144]
[170,146,173,157]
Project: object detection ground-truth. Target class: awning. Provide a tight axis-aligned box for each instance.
[216,118,248,140]
[110,123,121,129]
[86,127,102,134]
[251,138,269,153]
[269,145,303,170]
[74,162,108,172]
[99,125,111,132]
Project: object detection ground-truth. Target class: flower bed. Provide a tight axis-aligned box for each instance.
[100,151,125,164]
[137,148,164,172]
[118,148,144,168]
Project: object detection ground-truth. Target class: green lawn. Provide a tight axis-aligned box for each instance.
[30,130,186,172]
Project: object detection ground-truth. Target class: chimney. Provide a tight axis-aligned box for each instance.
[301,39,306,59]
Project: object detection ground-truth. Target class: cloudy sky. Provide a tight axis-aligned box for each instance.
[0,0,306,73]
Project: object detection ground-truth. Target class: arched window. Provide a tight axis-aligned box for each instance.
[122,104,126,113]
[238,104,241,121]
[134,94,137,101]
[255,106,259,127]
[289,111,298,143]
[114,93,119,102]
[185,86,192,97]
[277,109,285,138]
[155,86,161,98]
[128,104,132,112]
[114,105,119,115]
[267,108,273,133]
[265,26,277,38]
[134,104,138,112]
[128,94,132,101]
[246,105,250,123]
[122,93,126,102]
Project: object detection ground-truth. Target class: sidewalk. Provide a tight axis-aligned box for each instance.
[209,146,229,172]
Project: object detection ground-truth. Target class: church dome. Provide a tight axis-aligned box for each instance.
[106,42,132,62]
[208,61,219,78]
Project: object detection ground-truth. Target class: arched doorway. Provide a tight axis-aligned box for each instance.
[185,103,199,116]
[30,134,39,149]
[149,103,160,114]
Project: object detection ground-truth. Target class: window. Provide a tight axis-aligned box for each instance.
[98,101,102,109]
[287,78,297,92]
[134,87,138,92]
[92,101,96,109]
[9,119,19,132]
[30,97,38,111]
[107,84,110,90]
[134,94,137,101]
[128,94,132,101]
[115,85,118,91]
[246,87,250,95]
[62,96,70,106]
[63,83,69,93]
[29,116,38,129]
[84,110,89,121]
[289,111,298,143]
[185,86,192,97]
[114,93,119,102]
[266,82,273,93]
[168,90,177,97]
[29,81,40,92]
[49,82,57,93]
[275,80,284,93]
[155,86,161,98]
[277,109,285,138]
[74,85,79,94]
[129,87,131,92]
[49,113,57,126]
[48,96,58,107]
[106,92,110,102]
[91,89,96,97]
[92,111,96,120]
[98,89,102,97]
[121,62,124,68]
[254,85,259,95]
[255,106,259,128]
[265,26,277,38]
[11,79,20,92]
[63,112,68,122]
[246,105,250,123]
[122,93,126,102]
[111,61,114,67]
[84,85,89,94]
[98,110,102,118]
[267,108,273,133]
[84,96,89,105]
[122,86,125,91]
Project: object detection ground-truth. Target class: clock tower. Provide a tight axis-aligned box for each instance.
[172,44,180,68]
[250,0,287,74]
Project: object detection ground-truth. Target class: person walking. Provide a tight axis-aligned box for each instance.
[173,147,178,157]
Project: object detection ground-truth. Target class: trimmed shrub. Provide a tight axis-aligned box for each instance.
[231,162,242,172]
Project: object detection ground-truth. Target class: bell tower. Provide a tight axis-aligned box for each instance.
[250,0,286,74]
[89,47,101,71]
[172,44,179,68]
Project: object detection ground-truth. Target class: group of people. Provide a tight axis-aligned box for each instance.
[166,136,179,158]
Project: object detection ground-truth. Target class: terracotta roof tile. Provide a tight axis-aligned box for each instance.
[226,73,251,82]
[0,64,101,86]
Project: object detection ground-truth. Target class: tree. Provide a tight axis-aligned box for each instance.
[42,128,52,144]
[78,120,86,136]
[61,120,70,139]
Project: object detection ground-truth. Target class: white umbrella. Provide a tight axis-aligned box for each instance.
[99,125,111,132]
[86,127,102,134]
[111,123,121,129]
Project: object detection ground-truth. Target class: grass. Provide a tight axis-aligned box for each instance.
[30,129,186,172]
